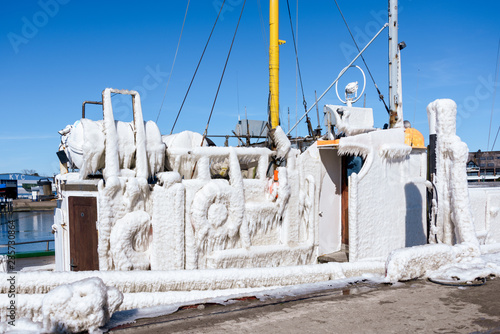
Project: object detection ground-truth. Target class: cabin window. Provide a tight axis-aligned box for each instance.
[486,169,495,176]
[487,156,494,160]
[480,163,486,167]
[467,172,478,176]
[487,163,495,167]
[346,156,364,178]
[480,157,486,160]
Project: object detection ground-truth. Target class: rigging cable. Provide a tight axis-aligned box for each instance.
[333,0,390,114]
[285,0,313,136]
[256,0,268,57]
[491,126,500,151]
[203,0,247,138]
[487,38,500,151]
[156,0,190,124]
[170,0,226,135]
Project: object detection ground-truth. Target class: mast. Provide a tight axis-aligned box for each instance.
[388,0,403,128]
[269,0,284,129]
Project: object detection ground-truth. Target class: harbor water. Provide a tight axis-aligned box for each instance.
[0,211,55,254]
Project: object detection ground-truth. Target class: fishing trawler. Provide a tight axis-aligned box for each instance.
[50,0,499,273]
[2,2,500,332]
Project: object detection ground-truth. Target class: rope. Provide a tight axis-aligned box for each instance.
[333,0,390,114]
[428,277,486,287]
[156,0,190,124]
[203,0,247,138]
[285,0,308,121]
[170,0,226,135]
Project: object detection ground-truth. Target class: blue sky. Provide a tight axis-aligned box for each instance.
[0,0,499,176]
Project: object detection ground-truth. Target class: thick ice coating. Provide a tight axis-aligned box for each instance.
[270,126,291,159]
[41,277,123,334]
[385,99,481,282]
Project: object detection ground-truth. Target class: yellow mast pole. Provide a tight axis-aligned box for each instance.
[269,0,284,129]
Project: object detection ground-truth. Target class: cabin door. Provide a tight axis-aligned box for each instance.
[68,196,99,271]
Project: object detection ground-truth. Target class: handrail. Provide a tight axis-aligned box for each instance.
[82,101,103,118]
[0,239,54,252]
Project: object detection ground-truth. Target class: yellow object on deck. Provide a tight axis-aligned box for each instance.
[317,139,340,146]
[405,128,425,148]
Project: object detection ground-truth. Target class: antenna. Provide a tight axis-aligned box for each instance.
[288,107,290,133]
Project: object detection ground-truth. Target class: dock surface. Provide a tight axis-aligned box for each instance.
[12,199,57,212]
[111,278,500,333]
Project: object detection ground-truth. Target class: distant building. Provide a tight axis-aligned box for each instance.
[0,173,54,199]
[467,151,500,182]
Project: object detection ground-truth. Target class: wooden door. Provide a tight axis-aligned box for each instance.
[341,156,349,246]
[68,196,99,271]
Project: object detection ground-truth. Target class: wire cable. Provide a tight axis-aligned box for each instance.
[491,125,500,151]
[156,0,190,124]
[333,0,390,114]
[285,0,308,118]
[170,0,226,134]
[203,0,247,138]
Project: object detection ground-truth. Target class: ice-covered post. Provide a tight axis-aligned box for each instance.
[426,99,480,252]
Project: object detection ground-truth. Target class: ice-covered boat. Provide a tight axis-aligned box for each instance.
[50,0,500,274]
[2,0,500,331]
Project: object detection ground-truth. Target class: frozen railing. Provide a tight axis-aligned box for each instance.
[0,239,54,253]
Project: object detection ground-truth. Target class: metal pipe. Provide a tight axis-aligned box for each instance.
[81,101,103,119]
[0,239,54,248]
[388,0,402,128]
[287,23,388,135]
[269,0,281,129]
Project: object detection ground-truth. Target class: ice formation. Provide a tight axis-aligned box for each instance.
[324,105,375,136]
[427,99,480,249]
[0,255,7,273]
[79,119,105,179]
[0,317,45,333]
[41,277,123,333]
[385,243,478,282]
[48,87,500,332]
[110,211,152,271]
[0,261,386,296]
[270,126,291,159]
[385,99,482,282]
